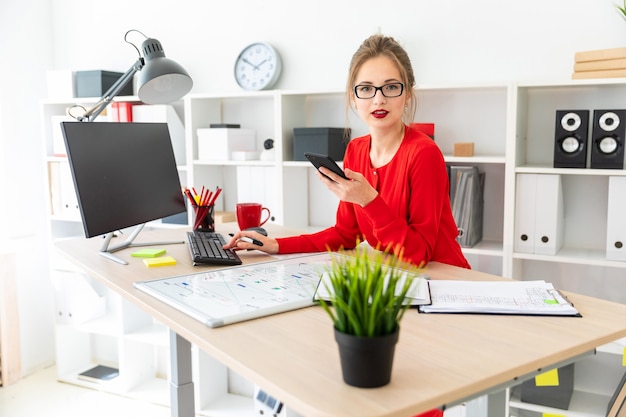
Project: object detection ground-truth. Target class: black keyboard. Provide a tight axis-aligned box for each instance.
[186,231,242,266]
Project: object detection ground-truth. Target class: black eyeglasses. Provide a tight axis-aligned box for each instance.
[354,82,404,99]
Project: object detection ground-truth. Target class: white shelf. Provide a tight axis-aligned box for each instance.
[461,239,503,257]
[513,247,626,269]
[444,155,506,164]
[517,165,626,176]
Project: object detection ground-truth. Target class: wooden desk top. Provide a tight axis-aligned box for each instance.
[55,224,626,417]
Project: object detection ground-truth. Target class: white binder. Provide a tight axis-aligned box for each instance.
[534,174,564,255]
[606,176,626,261]
[514,173,537,254]
[514,174,564,255]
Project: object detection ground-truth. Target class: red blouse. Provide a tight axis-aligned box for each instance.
[277,124,470,269]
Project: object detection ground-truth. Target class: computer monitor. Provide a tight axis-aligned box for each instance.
[61,121,187,264]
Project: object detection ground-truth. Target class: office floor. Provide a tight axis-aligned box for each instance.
[0,366,171,417]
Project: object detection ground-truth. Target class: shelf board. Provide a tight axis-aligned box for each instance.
[461,239,503,256]
[444,155,506,164]
[516,165,626,176]
[513,248,626,269]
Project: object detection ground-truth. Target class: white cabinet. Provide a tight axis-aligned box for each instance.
[509,80,626,306]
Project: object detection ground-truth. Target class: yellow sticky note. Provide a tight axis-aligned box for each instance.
[622,346,626,366]
[535,368,559,386]
[543,414,565,417]
[143,256,177,267]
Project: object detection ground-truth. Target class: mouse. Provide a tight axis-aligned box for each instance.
[244,227,268,236]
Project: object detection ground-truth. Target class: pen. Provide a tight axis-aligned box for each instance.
[229,233,263,246]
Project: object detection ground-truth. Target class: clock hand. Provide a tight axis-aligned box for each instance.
[256,59,268,67]
[242,58,260,70]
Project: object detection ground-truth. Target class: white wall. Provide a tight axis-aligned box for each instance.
[2,0,626,377]
[1,0,55,377]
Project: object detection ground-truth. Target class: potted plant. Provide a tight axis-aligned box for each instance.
[317,243,421,388]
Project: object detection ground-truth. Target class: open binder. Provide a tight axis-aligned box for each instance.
[418,280,581,316]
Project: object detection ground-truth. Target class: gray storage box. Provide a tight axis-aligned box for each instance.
[75,70,134,98]
[520,363,574,410]
[293,127,350,161]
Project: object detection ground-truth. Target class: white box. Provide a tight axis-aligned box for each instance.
[46,70,75,98]
[197,128,256,161]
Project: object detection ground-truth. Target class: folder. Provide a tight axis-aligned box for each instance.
[514,174,564,255]
[606,176,626,261]
[533,174,564,256]
[514,174,537,254]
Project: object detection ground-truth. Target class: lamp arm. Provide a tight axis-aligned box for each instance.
[78,57,145,122]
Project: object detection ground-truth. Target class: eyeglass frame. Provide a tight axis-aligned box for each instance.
[353,82,405,99]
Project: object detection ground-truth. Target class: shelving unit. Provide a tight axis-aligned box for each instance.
[41,80,626,416]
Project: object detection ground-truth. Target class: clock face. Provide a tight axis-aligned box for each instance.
[234,43,282,91]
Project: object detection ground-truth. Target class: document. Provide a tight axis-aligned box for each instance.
[418,280,581,316]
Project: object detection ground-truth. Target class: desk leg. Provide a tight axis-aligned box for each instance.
[169,330,195,417]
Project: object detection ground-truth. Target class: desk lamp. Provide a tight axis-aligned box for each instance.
[72,29,193,122]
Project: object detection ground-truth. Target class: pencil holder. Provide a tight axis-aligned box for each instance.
[193,205,215,232]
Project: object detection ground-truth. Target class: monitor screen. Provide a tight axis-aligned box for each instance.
[61,121,186,238]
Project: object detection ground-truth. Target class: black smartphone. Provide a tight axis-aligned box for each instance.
[304,152,348,182]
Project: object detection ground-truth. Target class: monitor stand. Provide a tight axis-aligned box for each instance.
[99,223,185,265]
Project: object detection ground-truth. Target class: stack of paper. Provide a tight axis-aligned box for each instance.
[418,280,580,316]
[572,47,626,80]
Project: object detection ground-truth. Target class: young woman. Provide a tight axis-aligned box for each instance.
[225,34,469,271]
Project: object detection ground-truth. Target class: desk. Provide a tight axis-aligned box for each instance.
[55,224,626,417]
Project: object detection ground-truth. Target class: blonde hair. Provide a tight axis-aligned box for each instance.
[346,34,417,124]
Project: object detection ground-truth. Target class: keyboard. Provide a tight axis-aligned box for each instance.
[186,231,242,266]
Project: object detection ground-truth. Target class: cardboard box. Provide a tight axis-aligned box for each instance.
[75,70,134,98]
[293,127,350,161]
[454,142,475,157]
[520,364,574,410]
[197,128,256,161]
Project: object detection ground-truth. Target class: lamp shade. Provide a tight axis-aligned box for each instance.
[137,38,193,104]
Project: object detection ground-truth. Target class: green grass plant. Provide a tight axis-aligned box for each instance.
[317,244,421,337]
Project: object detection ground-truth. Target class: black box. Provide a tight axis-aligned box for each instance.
[75,70,134,98]
[520,363,574,410]
[293,127,350,161]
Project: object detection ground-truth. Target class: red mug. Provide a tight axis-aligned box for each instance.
[236,203,271,230]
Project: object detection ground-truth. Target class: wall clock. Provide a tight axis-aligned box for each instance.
[234,42,282,91]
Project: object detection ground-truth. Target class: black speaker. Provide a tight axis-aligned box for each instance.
[553,110,589,168]
[590,109,626,169]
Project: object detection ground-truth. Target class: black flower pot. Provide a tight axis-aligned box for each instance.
[333,327,399,388]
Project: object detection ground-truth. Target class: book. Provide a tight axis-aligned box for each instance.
[607,370,626,417]
[574,58,626,72]
[575,47,626,63]
[314,271,431,306]
[572,68,626,80]
[418,280,581,316]
[77,365,119,383]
